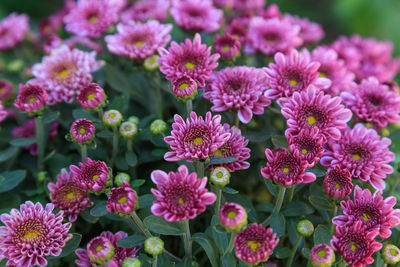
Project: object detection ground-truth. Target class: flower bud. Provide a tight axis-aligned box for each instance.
[172,75,198,102]
[210,167,230,188]
[120,121,138,139]
[70,118,95,144]
[87,236,115,265]
[76,83,107,111]
[219,202,247,232]
[115,172,131,187]
[382,244,400,265]
[7,59,24,73]
[103,109,122,127]
[106,182,138,215]
[14,84,48,114]
[37,171,46,182]
[144,55,160,71]
[310,244,335,267]
[150,119,167,135]
[128,116,140,125]
[297,219,314,237]
[144,237,164,256]
[122,257,141,267]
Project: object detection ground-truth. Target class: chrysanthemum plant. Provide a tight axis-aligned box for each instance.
[0,0,400,266]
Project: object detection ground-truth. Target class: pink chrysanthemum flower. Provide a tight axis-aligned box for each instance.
[0,13,29,51]
[76,83,106,111]
[0,101,7,123]
[310,244,335,267]
[87,236,114,265]
[14,84,48,114]
[30,45,104,104]
[120,0,169,23]
[320,123,394,190]
[333,186,400,239]
[64,0,119,38]
[323,166,353,199]
[234,223,279,264]
[209,124,250,172]
[70,118,95,144]
[331,221,382,267]
[107,182,138,215]
[0,80,13,100]
[225,20,248,45]
[0,201,72,267]
[232,0,265,12]
[70,158,110,192]
[159,33,220,87]
[172,75,198,101]
[203,66,271,123]
[164,112,231,161]
[264,49,331,99]
[287,127,324,166]
[261,148,316,186]
[170,0,223,33]
[105,20,172,61]
[244,17,302,56]
[341,77,400,128]
[219,202,247,232]
[278,86,352,141]
[43,35,62,54]
[12,119,58,155]
[48,168,93,222]
[283,14,324,45]
[214,34,241,60]
[150,165,216,222]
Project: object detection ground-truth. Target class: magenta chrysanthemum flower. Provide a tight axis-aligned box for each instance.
[12,119,58,155]
[264,49,331,99]
[105,20,172,61]
[30,45,104,104]
[0,101,7,123]
[172,75,198,101]
[308,46,355,96]
[64,0,119,38]
[150,165,216,222]
[219,202,247,232]
[107,182,138,215]
[214,34,241,60]
[331,221,382,267]
[14,84,47,114]
[158,33,220,87]
[287,127,324,166]
[323,166,353,199]
[203,66,271,123]
[70,157,110,192]
[48,168,93,222]
[164,112,231,161]
[232,0,265,12]
[341,77,400,128]
[0,80,13,100]
[0,13,29,51]
[283,14,324,45]
[278,85,352,141]
[310,244,335,267]
[209,124,250,172]
[87,236,114,265]
[43,35,62,54]
[70,118,95,144]
[234,223,279,264]
[120,0,169,23]
[244,17,302,56]
[332,186,400,239]
[225,20,248,45]
[170,0,223,33]
[0,201,72,267]
[320,123,394,190]
[261,148,316,186]
[76,83,106,111]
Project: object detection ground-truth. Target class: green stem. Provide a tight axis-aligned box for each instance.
[152,256,158,267]
[185,100,192,118]
[130,211,152,238]
[286,235,302,267]
[35,116,46,171]
[155,83,163,120]
[235,115,240,128]
[110,126,119,168]
[262,186,287,226]
[330,204,338,235]
[182,220,192,260]
[389,172,400,195]
[215,187,222,217]
[98,108,104,122]
[81,144,87,162]
[224,232,237,255]
[286,185,295,203]
[196,161,205,178]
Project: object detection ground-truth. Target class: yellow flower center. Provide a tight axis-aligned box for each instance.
[179,83,189,90]
[289,79,298,86]
[118,197,127,204]
[193,137,203,145]
[96,245,103,252]
[89,15,98,24]
[227,211,237,219]
[283,167,289,173]
[319,72,327,78]
[93,175,99,181]
[24,231,38,240]
[216,172,223,178]
[185,62,195,69]
[135,41,144,47]
[214,149,222,156]
[307,116,316,125]
[223,45,230,51]
[125,126,131,131]
[350,242,357,252]
[317,250,326,258]
[66,192,75,199]
[178,197,184,204]
[28,97,36,103]
[335,183,341,189]
[79,127,86,134]
[58,69,69,78]
[390,248,398,256]
[109,113,116,118]
[247,240,261,252]
[362,213,371,222]
[352,154,361,160]
[87,93,95,101]
[301,149,307,155]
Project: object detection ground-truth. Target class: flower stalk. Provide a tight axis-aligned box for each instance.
[35,116,46,171]
[182,220,192,260]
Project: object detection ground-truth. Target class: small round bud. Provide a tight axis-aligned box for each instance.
[87,236,115,265]
[210,167,230,188]
[122,257,141,267]
[103,109,122,127]
[382,244,400,264]
[144,237,164,256]
[37,171,47,182]
[172,75,198,102]
[120,121,138,139]
[128,116,140,125]
[70,118,95,144]
[310,244,335,267]
[150,119,167,135]
[144,55,160,71]
[115,172,131,187]
[297,219,314,237]
[7,59,24,73]
[219,202,247,232]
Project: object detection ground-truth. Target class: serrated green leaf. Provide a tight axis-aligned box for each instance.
[10,138,36,146]
[144,215,183,236]
[116,235,146,248]
[125,151,137,167]
[138,194,156,208]
[0,146,18,162]
[192,233,220,267]
[270,213,286,237]
[0,170,27,193]
[313,225,331,245]
[90,201,108,217]
[282,201,315,216]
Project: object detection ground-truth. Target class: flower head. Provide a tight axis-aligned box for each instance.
[264,49,331,99]
[144,237,164,256]
[120,121,138,139]
[331,221,382,267]
[159,33,220,87]
[103,110,123,127]
[107,182,138,215]
[48,168,93,222]
[321,124,394,190]
[323,166,353,199]
[0,201,72,267]
[87,236,114,265]
[70,118,95,144]
[232,0,265,12]
[219,202,247,232]
[0,80,14,100]
[128,116,140,125]
[76,83,106,111]
[203,66,271,124]
[164,112,231,161]
[144,55,160,71]
[287,127,324,166]
[283,14,324,45]
[172,75,198,101]
[234,223,279,264]
[150,119,167,135]
[0,101,7,123]
[210,167,230,188]
[310,244,335,267]
[278,85,352,141]
[122,257,141,267]
[120,0,169,23]
[105,20,172,61]
[382,244,400,265]
[214,34,241,60]
[0,13,29,51]
[70,158,110,192]
[115,172,131,186]
[261,148,316,186]
[14,84,48,114]
[150,165,216,222]
[297,219,314,237]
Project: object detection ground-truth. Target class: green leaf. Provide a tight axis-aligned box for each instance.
[313,225,331,245]
[213,224,227,233]
[0,170,27,193]
[309,195,334,210]
[271,135,288,148]
[270,213,286,237]
[138,194,156,208]
[97,129,113,138]
[131,179,145,188]
[42,111,59,124]
[222,187,238,194]
[275,247,292,259]
[116,235,146,248]
[210,216,228,254]
[222,253,237,267]
[48,234,81,259]
[0,146,18,162]
[244,128,275,143]
[72,108,99,122]
[263,179,277,197]
[144,215,183,236]
[282,201,315,216]
[90,201,108,217]
[207,157,237,166]
[125,151,138,167]
[301,248,310,258]
[10,138,36,146]
[255,203,274,212]
[307,168,326,177]
[192,233,220,267]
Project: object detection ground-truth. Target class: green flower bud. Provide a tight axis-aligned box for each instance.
[210,167,230,188]
[115,172,131,186]
[128,116,140,125]
[144,55,160,71]
[7,59,24,73]
[144,237,164,256]
[103,109,122,127]
[382,244,400,264]
[122,257,141,267]
[297,219,314,237]
[37,171,47,182]
[150,119,167,135]
[120,121,138,139]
